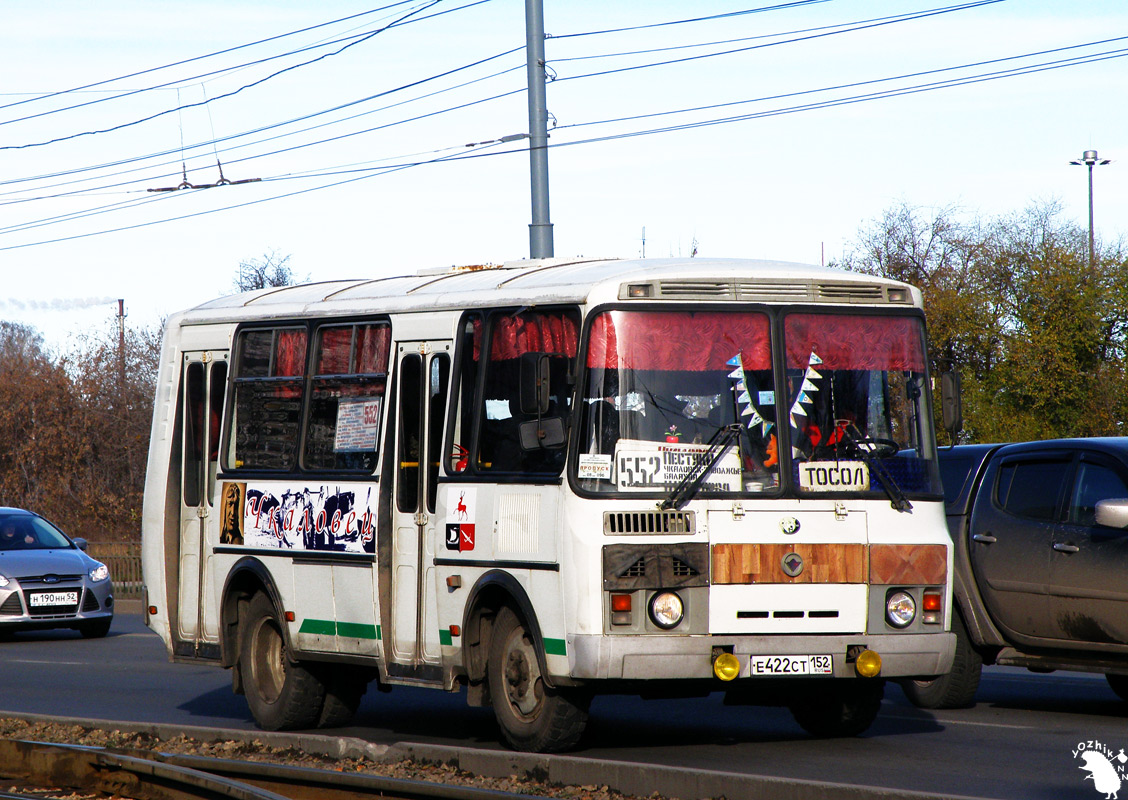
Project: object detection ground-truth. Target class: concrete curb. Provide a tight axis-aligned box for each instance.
[0,711,991,800]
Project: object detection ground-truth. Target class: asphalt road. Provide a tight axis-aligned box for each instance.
[0,612,1124,799]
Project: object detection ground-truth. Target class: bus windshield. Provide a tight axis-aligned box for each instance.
[576,308,940,499]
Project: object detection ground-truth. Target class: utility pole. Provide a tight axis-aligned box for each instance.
[117,299,126,390]
[525,0,553,259]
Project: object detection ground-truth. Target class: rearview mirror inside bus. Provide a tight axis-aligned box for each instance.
[519,352,552,415]
[519,416,566,450]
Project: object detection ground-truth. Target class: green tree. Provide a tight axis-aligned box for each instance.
[842,201,1128,443]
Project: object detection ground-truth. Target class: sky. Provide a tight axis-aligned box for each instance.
[1,0,1125,351]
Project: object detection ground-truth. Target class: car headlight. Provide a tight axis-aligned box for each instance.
[648,591,684,630]
[885,590,916,628]
[0,574,8,588]
[89,563,109,583]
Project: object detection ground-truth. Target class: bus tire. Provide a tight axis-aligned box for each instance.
[240,592,325,731]
[901,611,982,709]
[487,606,589,753]
[316,666,368,728]
[788,679,884,738]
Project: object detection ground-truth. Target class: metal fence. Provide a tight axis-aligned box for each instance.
[87,542,142,600]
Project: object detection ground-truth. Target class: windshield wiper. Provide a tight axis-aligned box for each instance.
[660,423,742,511]
[842,425,912,513]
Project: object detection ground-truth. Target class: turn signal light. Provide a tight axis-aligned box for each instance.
[611,593,632,612]
[713,652,741,681]
[855,649,882,678]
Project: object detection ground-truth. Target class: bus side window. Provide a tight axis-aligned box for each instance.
[475,309,578,475]
[446,313,481,475]
[303,322,390,472]
[227,327,307,471]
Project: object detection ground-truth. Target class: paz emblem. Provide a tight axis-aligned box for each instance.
[780,517,801,535]
[781,552,805,578]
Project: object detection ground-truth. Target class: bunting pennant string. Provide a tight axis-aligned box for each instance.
[789,350,823,457]
[726,353,770,435]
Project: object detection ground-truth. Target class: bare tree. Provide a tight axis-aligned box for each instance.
[234,250,299,292]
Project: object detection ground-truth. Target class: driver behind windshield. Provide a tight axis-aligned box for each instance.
[0,520,37,549]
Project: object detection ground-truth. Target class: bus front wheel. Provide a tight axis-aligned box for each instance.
[788,679,884,738]
[240,592,325,731]
[487,606,589,753]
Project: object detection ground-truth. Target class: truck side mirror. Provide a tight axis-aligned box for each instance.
[1095,498,1128,529]
[941,371,963,443]
[519,352,551,415]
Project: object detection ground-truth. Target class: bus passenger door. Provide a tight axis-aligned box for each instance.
[176,352,228,652]
[390,341,451,670]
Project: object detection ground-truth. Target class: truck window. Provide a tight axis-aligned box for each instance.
[1069,462,1128,526]
[996,459,1070,521]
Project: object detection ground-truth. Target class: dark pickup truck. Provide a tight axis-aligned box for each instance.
[902,438,1128,708]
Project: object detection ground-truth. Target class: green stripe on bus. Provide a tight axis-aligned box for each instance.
[299,619,379,640]
[543,638,566,656]
[337,622,378,640]
[439,629,453,646]
[299,618,336,636]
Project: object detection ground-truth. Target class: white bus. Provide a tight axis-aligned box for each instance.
[141,257,955,752]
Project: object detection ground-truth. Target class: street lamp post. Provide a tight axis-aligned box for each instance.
[1069,149,1111,271]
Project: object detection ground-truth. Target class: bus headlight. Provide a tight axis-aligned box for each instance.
[885,590,916,628]
[648,591,684,629]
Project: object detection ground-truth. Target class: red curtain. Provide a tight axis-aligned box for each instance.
[316,327,351,374]
[784,314,925,371]
[488,312,579,361]
[274,329,308,377]
[355,324,390,374]
[587,311,771,372]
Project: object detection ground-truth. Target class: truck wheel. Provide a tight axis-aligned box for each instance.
[240,592,325,731]
[789,679,884,738]
[1107,674,1128,702]
[901,611,982,709]
[487,606,589,753]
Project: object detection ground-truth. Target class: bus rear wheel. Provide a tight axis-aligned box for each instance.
[487,606,589,753]
[240,592,325,731]
[788,679,884,738]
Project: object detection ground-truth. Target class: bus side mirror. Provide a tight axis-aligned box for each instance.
[519,352,552,415]
[941,371,963,443]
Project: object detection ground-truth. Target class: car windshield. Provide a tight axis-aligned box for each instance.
[577,309,779,495]
[575,308,941,499]
[0,515,73,550]
[783,313,940,498]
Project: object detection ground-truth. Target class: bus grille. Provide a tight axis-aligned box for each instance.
[604,510,695,535]
[624,279,901,304]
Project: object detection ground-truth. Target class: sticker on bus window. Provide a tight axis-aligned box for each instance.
[797,460,870,492]
[578,453,613,480]
[614,439,741,492]
[334,398,382,452]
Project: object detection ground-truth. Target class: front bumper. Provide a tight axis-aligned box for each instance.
[0,580,114,631]
[570,631,956,680]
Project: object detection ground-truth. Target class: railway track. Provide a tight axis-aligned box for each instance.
[0,739,552,800]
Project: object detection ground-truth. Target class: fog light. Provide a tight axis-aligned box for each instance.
[886,590,916,628]
[855,649,882,678]
[648,591,684,630]
[713,652,741,681]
